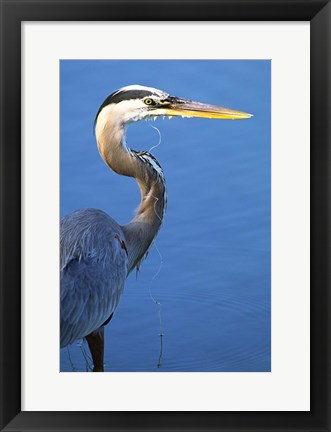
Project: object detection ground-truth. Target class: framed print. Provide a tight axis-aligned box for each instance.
[1,0,330,431]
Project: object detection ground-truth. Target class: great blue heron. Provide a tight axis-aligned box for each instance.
[60,84,252,371]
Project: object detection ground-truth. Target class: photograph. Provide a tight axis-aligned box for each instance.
[60,59,271,372]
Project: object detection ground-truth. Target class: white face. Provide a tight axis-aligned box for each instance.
[105,85,171,124]
[114,98,170,123]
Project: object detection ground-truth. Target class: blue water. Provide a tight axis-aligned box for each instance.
[60,60,271,372]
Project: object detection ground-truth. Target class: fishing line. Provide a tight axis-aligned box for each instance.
[145,120,165,367]
[148,242,164,307]
[148,242,164,368]
[78,339,93,371]
[152,195,162,222]
[147,122,162,153]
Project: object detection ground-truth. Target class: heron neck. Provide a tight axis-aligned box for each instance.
[95,110,166,273]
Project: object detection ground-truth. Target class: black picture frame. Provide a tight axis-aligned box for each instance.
[1,1,330,431]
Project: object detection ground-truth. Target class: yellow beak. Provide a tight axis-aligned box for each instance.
[162,98,252,120]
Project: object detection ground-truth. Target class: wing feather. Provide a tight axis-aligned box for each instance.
[60,209,128,347]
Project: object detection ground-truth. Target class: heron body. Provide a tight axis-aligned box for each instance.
[60,85,251,371]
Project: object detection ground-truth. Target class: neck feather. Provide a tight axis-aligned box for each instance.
[95,106,167,273]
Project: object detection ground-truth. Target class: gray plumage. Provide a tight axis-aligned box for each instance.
[60,209,128,347]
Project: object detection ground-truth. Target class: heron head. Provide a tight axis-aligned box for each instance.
[95,84,252,128]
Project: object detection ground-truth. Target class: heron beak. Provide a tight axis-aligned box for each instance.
[162,97,252,120]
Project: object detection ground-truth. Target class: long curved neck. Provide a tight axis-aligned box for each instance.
[95,106,167,274]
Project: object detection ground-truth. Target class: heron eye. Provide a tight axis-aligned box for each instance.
[144,98,154,105]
